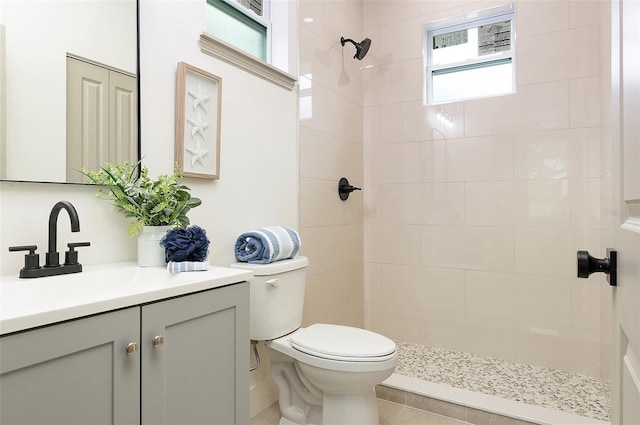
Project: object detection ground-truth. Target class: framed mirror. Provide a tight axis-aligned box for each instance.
[0,0,139,184]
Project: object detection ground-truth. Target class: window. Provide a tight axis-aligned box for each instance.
[424,4,515,105]
[206,0,271,62]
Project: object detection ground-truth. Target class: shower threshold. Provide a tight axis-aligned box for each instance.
[381,341,610,425]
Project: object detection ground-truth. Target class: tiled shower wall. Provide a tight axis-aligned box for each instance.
[298,0,365,328]
[362,0,612,379]
[251,2,366,414]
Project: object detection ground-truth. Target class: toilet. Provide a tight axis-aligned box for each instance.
[230,256,397,425]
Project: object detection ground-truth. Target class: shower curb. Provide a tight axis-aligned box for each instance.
[376,384,538,425]
[377,374,610,425]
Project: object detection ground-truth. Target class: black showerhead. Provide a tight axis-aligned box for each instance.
[340,36,372,60]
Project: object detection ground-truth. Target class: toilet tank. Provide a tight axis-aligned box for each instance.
[230,256,308,341]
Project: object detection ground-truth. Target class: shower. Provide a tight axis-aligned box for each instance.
[340,36,371,60]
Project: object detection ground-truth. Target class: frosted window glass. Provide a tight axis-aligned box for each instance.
[432,61,513,104]
[206,0,267,61]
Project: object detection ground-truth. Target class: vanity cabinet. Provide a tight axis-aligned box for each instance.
[0,282,249,425]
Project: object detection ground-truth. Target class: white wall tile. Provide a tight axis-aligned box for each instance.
[570,76,602,128]
[365,223,422,265]
[466,271,571,327]
[299,177,327,227]
[364,142,422,183]
[363,58,423,106]
[569,0,608,27]
[464,81,570,136]
[324,90,363,143]
[570,178,601,228]
[421,183,466,224]
[570,278,602,332]
[366,301,422,343]
[299,75,327,133]
[419,308,469,353]
[515,325,601,376]
[376,101,465,144]
[421,225,515,272]
[513,128,601,180]
[517,26,600,85]
[299,126,346,180]
[513,179,571,227]
[516,0,569,38]
[465,181,516,226]
[514,227,600,277]
[446,135,514,181]
[299,0,327,40]
[379,264,467,313]
[419,140,447,182]
[378,16,423,64]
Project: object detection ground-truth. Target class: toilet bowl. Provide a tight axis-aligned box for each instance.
[230,256,397,425]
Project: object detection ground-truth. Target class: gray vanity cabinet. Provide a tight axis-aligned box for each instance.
[141,283,250,425]
[0,307,141,424]
[0,282,249,425]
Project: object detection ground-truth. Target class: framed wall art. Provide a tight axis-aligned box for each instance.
[175,62,222,179]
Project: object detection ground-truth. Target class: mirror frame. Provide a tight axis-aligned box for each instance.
[0,0,141,185]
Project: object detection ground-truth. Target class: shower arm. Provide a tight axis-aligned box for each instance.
[340,37,357,47]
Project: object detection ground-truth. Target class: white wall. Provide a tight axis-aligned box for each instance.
[1,0,299,284]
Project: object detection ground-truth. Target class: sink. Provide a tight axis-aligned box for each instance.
[0,262,252,335]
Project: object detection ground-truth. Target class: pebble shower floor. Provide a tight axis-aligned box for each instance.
[395,341,611,421]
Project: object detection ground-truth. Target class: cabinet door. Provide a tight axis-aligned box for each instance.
[0,307,140,425]
[141,283,249,425]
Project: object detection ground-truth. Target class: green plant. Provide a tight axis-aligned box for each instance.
[82,161,202,237]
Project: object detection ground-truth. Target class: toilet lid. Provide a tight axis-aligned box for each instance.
[290,324,396,360]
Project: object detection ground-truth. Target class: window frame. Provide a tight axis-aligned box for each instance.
[423,4,516,105]
[206,0,273,63]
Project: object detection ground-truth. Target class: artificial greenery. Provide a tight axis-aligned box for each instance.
[82,161,202,237]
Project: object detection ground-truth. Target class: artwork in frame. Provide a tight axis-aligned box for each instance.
[175,62,222,179]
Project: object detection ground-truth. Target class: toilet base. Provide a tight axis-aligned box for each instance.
[279,417,305,425]
[322,388,379,425]
[276,388,379,425]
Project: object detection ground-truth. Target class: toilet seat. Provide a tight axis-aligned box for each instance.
[290,324,396,362]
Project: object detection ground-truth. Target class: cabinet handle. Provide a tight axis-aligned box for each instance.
[152,335,165,348]
[125,342,138,356]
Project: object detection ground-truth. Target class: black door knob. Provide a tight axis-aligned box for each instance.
[577,248,617,286]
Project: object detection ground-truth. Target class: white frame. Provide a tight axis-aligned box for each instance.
[423,4,516,105]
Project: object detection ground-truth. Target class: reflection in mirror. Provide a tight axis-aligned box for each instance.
[0,0,138,184]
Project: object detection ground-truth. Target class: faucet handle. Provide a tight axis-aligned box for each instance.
[64,242,91,266]
[8,245,41,270]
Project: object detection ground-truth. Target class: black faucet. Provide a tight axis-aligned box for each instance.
[46,201,80,267]
[8,201,90,278]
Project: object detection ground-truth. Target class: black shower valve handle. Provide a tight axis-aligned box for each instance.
[338,177,361,201]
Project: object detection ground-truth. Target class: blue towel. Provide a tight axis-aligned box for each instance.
[235,226,301,264]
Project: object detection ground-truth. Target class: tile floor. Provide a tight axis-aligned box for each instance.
[394,342,611,422]
[250,341,611,425]
[250,399,467,425]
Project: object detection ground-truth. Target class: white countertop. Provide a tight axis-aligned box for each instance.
[0,262,253,335]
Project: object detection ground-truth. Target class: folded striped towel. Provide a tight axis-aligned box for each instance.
[167,260,210,273]
[234,226,301,264]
